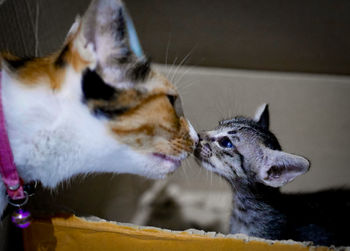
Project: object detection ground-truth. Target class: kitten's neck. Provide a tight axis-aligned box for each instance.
[230,179,287,239]
[233,179,281,202]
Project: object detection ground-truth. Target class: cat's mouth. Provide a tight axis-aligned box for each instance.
[152,153,183,168]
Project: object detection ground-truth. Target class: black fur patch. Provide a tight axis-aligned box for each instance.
[127,59,151,81]
[93,106,128,118]
[117,50,132,64]
[116,8,126,40]
[82,69,116,101]
[54,45,69,68]
[5,56,34,69]
[228,130,237,134]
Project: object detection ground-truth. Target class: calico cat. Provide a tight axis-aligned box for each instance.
[195,104,350,246]
[0,0,197,218]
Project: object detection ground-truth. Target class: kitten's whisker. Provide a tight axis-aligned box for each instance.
[214,103,227,121]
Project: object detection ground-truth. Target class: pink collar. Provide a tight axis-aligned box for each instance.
[0,71,25,201]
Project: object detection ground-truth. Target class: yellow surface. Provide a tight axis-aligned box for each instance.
[23,215,332,251]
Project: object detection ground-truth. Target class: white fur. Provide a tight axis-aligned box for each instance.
[0,0,198,218]
[0,65,188,216]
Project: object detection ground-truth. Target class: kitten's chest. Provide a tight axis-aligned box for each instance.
[230,197,287,239]
[230,205,264,236]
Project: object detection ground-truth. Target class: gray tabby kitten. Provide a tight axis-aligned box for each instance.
[194,104,350,247]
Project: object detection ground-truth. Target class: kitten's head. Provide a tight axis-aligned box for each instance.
[195,104,310,188]
[1,0,197,180]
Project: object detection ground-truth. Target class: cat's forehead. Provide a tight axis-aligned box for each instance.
[139,70,177,94]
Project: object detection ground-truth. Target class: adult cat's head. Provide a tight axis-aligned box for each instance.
[195,104,309,188]
[0,0,198,188]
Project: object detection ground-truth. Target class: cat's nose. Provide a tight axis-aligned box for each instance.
[186,120,199,146]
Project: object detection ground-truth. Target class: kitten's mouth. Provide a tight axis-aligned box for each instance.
[194,141,212,160]
[152,153,183,167]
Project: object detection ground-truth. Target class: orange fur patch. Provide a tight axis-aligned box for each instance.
[112,124,155,136]
[109,93,193,156]
[1,34,90,90]
[64,44,91,73]
[1,52,65,89]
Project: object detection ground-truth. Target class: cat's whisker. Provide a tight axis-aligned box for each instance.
[164,34,173,80]
[181,161,189,181]
[176,80,197,95]
[173,64,195,89]
[170,45,196,85]
[165,33,171,67]
[167,56,179,85]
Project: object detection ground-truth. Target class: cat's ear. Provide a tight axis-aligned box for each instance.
[82,0,131,60]
[254,104,269,130]
[65,0,144,82]
[258,149,310,187]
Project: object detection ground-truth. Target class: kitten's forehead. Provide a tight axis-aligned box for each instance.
[218,118,257,135]
[218,117,281,150]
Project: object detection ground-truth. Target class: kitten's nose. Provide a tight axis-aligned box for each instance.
[198,132,215,143]
[200,143,212,158]
[194,133,213,159]
[198,132,207,142]
[197,134,202,143]
[203,143,212,152]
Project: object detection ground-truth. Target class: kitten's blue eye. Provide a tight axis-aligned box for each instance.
[218,136,234,148]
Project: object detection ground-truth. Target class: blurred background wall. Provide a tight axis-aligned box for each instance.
[0,0,350,249]
[1,0,350,74]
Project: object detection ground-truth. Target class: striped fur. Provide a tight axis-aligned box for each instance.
[193,106,350,246]
[195,106,350,246]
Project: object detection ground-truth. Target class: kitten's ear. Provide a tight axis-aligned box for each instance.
[254,104,269,130]
[258,149,310,187]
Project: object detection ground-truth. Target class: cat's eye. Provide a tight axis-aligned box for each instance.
[218,136,234,148]
[167,95,177,106]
